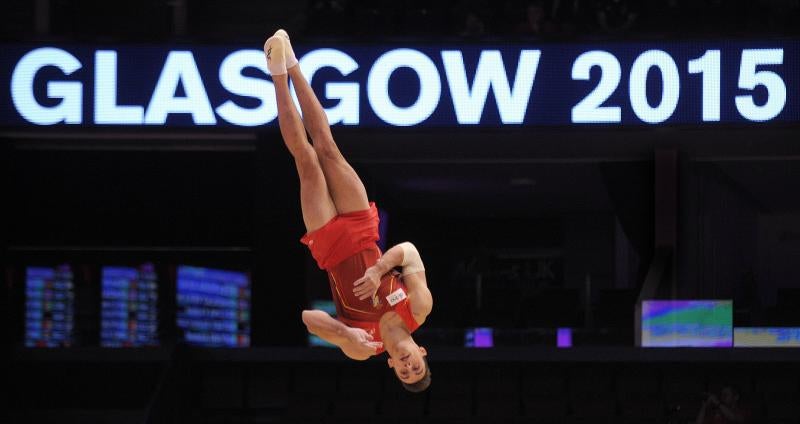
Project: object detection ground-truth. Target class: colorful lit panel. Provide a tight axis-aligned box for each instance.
[465,327,494,348]
[641,300,733,347]
[734,327,800,347]
[176,266,250,347]
[557,328,573,348]
[100,264,158,347]
[25,265,74,347]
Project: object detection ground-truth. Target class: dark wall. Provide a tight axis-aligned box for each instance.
[679,160,760,301]
[6,149,255,247]
[758,215,800,298]
[563,212,615,290]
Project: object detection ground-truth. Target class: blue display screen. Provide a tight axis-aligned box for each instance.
[25,265,74,347]
[1,40,798,128]
[100,264,159,347]
[176,266,250,347]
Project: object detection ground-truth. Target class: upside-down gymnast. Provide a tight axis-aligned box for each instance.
[264,30,433,392]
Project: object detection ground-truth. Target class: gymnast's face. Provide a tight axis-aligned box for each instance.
[387,345,428,384]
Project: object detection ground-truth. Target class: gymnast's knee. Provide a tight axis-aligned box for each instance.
[313,137,343,162]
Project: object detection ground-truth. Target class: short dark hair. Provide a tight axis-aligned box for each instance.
[401,357,432,393]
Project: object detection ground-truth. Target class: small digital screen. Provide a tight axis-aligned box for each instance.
[734,327,800,347]
[465,327,494,348]
[176,266,250,347]
[100,264,158,347]
[641,300,733,347]
[557,328,573,348]
[25,265,74,347]
[308,299,337,348]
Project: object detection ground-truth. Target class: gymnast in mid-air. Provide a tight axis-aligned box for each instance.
[264,30,433,392]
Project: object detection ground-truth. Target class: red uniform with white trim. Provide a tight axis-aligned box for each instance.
[301,203,420,354]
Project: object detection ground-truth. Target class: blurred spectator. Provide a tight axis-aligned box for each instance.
[548,0,578,35]
[454,0,491,39]
[9,0,797,42]
[290,0,800,39]
[695,385,749,424]
[596,0,638,34]
[460,11,487,38]
[515,1,558,36]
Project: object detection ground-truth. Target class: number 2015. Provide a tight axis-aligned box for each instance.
[570,48,787,124]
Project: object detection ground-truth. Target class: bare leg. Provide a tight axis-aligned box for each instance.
[273,73,337,232]
[288,65,370,214]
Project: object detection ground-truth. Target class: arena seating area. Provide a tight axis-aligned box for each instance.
[7,350,800,424]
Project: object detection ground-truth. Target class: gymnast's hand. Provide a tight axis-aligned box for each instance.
[353,267,382,300]
[346,327,383,356]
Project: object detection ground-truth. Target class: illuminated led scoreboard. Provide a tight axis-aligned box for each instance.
[176,266,250,347]
[25,265,75,347]
[1,40,798,128]
[100,264,159,347]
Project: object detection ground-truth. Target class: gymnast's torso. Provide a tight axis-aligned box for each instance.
[326,244,420,352]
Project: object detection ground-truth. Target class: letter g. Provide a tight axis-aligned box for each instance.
[11,47,83,125]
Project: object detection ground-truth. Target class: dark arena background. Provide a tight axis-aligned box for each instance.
[2,1,800,423]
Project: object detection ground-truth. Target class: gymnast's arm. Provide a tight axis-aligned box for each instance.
[365,242,433,322]
[402,269,433,324]
[301,310,381,360]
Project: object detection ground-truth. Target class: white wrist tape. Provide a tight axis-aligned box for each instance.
[399,242,425,276]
